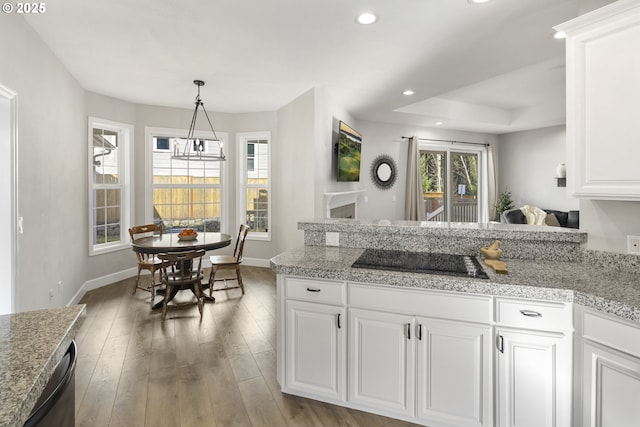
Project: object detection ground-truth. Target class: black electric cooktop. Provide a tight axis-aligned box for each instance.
[351,249,489,280]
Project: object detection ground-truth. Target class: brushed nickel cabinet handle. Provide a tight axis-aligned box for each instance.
[496,334,504,353]
[520,309,542,317]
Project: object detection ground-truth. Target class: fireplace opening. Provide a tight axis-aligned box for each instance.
[330,203,356,219]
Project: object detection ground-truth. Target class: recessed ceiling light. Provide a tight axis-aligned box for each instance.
[554,31,566,39]
[468,0,490,4]
[356,13,377,25]
[435,121,443,126]
[402,90,415,96]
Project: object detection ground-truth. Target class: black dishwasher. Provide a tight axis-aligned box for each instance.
[24,340,77,427]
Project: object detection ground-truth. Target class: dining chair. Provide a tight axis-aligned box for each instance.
[129,223,166,303]
[208,224,250,296]
[157,249,206,321]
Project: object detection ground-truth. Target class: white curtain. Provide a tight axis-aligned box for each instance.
[487,143,498,221]
[404,136,425,221]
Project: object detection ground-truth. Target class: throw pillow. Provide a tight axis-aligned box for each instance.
[545,213,561,227]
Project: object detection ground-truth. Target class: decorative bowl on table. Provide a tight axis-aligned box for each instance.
[178,229,198,241]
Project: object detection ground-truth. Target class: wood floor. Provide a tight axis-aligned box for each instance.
[75,266,420,427]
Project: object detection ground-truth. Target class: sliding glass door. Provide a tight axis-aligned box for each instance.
[420,144,485,223]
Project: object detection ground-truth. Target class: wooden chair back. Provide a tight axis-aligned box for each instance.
[129,224,163,263]
[129,223,163,240]
[158,249,205,283]
[232,224,250,262]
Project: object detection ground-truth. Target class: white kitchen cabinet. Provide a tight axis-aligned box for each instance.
[582,341,640,427]
[555,0,640,200]
[494,298,573,427]
[416,317,492,427]
[348,283,493,426]
[280,277,347,402]
[578,308,640,427]
[348,308,416,418]
[496,329,570,427]
[285,300,346,400]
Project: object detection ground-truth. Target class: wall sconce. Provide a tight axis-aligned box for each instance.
[556,163,566,187]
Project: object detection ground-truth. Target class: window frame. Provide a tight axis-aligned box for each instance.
[237,131,271,241]
[419,141,488,223]
[145,126,229,234]
[88,116,133,256]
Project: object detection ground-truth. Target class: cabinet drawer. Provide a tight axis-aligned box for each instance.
[349,284,491,324]
[285,277,346,305]
[583,309,640,358]
[495,298,572,332]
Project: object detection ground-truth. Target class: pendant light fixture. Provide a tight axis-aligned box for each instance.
[172,79,226,161]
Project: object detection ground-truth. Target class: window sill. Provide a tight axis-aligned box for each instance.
[89,241,130,256]
[247,233,270,242]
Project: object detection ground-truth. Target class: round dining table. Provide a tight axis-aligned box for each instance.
[131,231,232,254]
[130,231,232,310]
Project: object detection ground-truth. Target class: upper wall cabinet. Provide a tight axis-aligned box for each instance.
[556,0,640,200]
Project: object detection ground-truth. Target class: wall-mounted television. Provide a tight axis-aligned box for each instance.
[337,121,362,181]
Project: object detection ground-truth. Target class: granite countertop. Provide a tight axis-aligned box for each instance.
[271,246,640,323]
[298,218,588,243]
[0,305,86,427]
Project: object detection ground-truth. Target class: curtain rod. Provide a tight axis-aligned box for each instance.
[401,136,490,147]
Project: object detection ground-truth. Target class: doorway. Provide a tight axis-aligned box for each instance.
[0,84,17,314]
[420,142,487,223]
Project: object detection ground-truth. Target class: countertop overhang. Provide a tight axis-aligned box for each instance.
[271,246,640,323]
[0,305,86,427]
[298,218,588,243]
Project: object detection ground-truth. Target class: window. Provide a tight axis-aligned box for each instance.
[420,142,487,223]
[238,132,270,240]
[155,137,170,151]
[146,127,227,233]
[88,117,132,255]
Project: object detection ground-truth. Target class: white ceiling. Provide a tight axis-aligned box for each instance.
[24,0,586,134]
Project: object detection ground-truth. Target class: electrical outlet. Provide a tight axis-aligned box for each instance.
[628,235,640,255]
[48,288,54,304]
[325,232,340,247]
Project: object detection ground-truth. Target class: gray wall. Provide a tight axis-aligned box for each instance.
[275,88,317,253]
[1,15,87,311]
[498,125,579,211]
[581,200,640,253]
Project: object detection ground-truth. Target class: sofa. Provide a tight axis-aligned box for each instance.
[501,208,580,229]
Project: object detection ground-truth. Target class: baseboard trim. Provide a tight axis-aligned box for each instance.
[68,257,272,306]
[68,267,138,306]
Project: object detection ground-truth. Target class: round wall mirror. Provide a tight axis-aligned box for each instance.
[370,154,397,190]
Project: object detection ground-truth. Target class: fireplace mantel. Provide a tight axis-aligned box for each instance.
[324,190,365,218]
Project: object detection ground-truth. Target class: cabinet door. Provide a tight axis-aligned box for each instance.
[583,341,640,427]
[285,300,345,400]
[416,318,492,427]
[496,329,570,427]
[348,308,415,418]
[559,2,640,200]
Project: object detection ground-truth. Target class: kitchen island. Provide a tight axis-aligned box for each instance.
[271,245,640,323]
[0,305,86,427]
[271,219,640,427]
